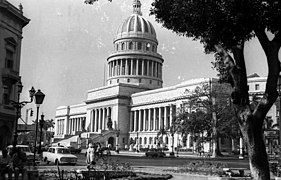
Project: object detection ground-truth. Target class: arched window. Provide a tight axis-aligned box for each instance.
[149,137,153,144]
[144,137,147,144]
[129,42,133,50]
[116,44,119,51]
[121,43,125,50]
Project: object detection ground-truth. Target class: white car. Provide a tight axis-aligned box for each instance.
[42,146,77,165]
[6,145,37,163]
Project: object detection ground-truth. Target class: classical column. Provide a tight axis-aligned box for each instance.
[96,109,99,131]
[152,61,155,77]
[100,108,103,130]
[125,59,128,75]
[131,59,134,75]
[164,106,167,129]
[136,59,139,75]
[159,107,162,129]
[141,59,144,76]
[93,110,96,132]
[147,60,149,76]
[134,111,137,132]
[144,109,147,131]
[139,109,142,131]
[148,108,152,131]
[103,107,107,130]
[153,108,157,131]
[130,111,134,132]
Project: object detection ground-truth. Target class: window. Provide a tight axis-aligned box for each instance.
[152,45,155,52]
[5,49,14,69]
[137,42,142,50]
[129,42,133,50]
[116,44,119,51]
[146,43,150,51]
[121,43,125,50]
[139,79,142,83]
[255,84,260,90]
[127,79,130,83]
[3,84,11,105]
[122,138,125,143]
[117,79,119,83]
[4,38,16,70]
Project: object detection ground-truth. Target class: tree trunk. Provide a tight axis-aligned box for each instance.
[231,138,235,152]
[240,112,270,180]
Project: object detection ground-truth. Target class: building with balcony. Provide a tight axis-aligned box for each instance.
[0,0,30,150]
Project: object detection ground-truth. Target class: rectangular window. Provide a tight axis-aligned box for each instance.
[5,49,14,69]
[255,84,260,90]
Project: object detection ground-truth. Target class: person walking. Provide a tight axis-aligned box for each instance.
[0,149,12,180]
[86,143,95,168]
[9,148,27,180]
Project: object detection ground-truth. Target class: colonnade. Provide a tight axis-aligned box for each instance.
[130,105,175,132]
[108,58,162,79]
[67,117,85,135]
[56,119,64,135]
[90,107,112,132]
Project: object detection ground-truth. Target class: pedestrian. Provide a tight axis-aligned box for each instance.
[0,149,12,180]
[86,143,95,168]
[9,147,27,180]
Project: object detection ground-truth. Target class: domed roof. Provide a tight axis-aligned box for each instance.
[115,0,157,41]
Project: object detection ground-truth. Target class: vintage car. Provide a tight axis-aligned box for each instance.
[42,146,77,165]
[66,146,82,154]
[145,149,166,158]
[6,144,39,163]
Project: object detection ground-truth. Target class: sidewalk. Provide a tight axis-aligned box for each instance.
[108,150,240,160]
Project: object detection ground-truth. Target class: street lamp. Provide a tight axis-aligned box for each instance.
[33,89,45,167]
[115,129,120,153]
[9,79,35,152]
[38,114,45,154]
[136,132,139,153]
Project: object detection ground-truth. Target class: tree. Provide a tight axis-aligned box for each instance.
[175,83,237,157]
[151,1,281,179]
[156,127,168,150]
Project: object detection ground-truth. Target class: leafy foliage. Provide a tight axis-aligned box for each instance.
[151,0,281,52]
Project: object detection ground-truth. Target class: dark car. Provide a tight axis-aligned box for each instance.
[145,149,166,158]
[67,146,82,154]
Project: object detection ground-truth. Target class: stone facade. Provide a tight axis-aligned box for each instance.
[0,0,30,150]
[54,1,279,153]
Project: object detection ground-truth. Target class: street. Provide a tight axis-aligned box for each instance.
[39,152,250,169]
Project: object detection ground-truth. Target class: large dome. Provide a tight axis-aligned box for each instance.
[115,0,157,42]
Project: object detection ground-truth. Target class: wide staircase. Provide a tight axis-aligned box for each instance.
[54,130,117,148]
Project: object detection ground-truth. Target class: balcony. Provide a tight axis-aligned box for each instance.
[2,68,20,83]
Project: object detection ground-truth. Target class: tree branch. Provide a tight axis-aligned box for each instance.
[254,27,269,51]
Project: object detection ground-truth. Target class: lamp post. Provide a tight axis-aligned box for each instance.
[38,114,45,154]
[10,79,35,152]
[136,132,139,152]
[115,129,120,153]
[277,75,281,164]
[33,89,45,167]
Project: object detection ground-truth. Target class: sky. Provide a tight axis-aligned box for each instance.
[7,0,268,123]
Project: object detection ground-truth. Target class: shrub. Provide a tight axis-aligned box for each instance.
[165,160,227,176]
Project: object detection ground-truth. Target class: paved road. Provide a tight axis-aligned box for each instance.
[42,151,249,169]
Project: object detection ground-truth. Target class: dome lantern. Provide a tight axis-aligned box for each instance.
[132,0,142,16]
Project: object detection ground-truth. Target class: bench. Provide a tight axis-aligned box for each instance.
[223,167,248,177]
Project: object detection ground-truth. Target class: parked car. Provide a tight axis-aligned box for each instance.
[145,149,166,158]
[67,146,82,154]
[42,146,77,165]
[6,144,40,163]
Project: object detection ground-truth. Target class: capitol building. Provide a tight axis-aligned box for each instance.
[54,0,278,153]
